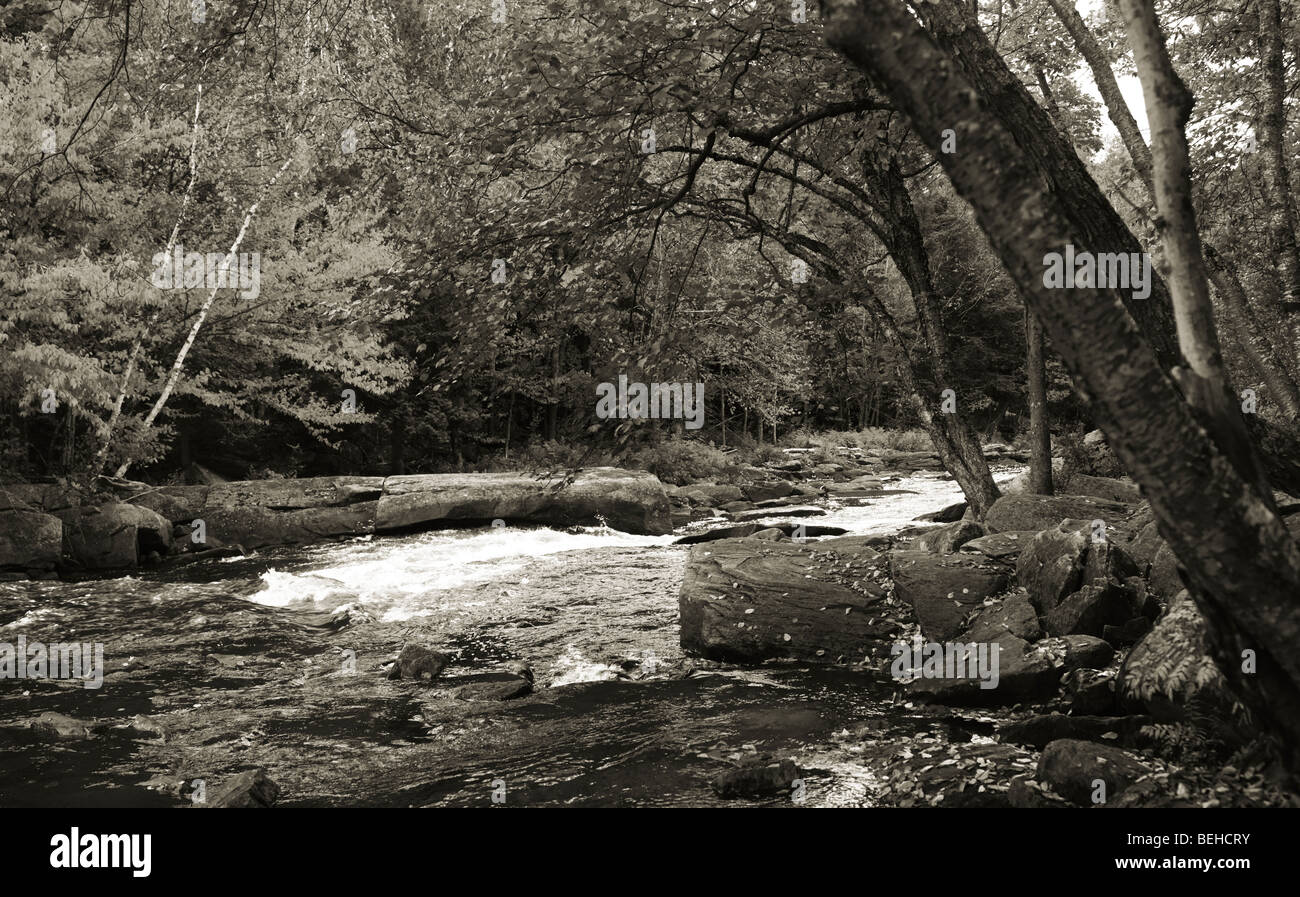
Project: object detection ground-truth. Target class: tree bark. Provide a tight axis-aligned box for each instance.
[1256,0,1300,353]
[1026,306,1053,494]
[821,0,1300,771]
[1118,0,1272,501]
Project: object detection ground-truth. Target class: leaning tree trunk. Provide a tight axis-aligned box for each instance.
[821,0,1300,771]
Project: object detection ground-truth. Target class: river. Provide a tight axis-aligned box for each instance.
[1,468,1023,807]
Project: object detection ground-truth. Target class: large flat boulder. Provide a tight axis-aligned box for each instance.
[984,493,1132,534]
[55,502,173,569]
[908,634,1113,705]
[376,468,671,535]
[0,510,62,570]
[889,550,1010,641]
[679,535,899,662]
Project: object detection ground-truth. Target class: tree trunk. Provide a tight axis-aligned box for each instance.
[822,0,1300,771]
[1118,0,1272,501]
[1256,0,1300,353]
[1026,305,1053,494]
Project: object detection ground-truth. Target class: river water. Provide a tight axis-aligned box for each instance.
[2,468,1024,807]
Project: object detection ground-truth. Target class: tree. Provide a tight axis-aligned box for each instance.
[820,0,1300,770]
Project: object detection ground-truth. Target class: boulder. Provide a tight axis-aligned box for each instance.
[741,481,795,503]
[998,713,1149,750]
[984,493,1132,534]
[675,523,846,545]
[679,484,745,506]
[376,468,671,535]
[914,519,985,554]
[1146,543,1184,602]
[914,501,967,523]
[1064,668,1117,715]
[1079,429,1123,477]
[958,530,1037,562]
[728,505,825,522]
[1044,580,1137,638]
[963,589,1042,643]
[55,502,173,569]
[1036,739,1153,806]
[710,757,801,799]
[386,645,452,683]
[0,510,62,570]
[889,550,1010,641]
[910,634,1113,705]
[1015,523,1089,616]
[1060,473,1141,504]
[207,768,281,808]
[679,536,897,662]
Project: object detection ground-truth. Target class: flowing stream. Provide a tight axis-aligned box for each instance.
[1,468,1024,807]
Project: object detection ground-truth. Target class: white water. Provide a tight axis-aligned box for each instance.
[247,467,1023,625]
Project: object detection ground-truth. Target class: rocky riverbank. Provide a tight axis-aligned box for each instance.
[675,469,1300,806]
[0,468,672,577]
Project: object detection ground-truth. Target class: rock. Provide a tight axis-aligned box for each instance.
[741,481,795,502]
[674,523,847,545]
[1064,668,1116,715]
[1008,775,1073,808]
[454,676,533,702]
[1103,616,1153,647]
[911,634,1113,705]
[889,550,1010,641]
[0,510,61,570]
[1082,538,1140,585]
[378,468,673,535]
[999,713,1149,750]
[1147,543,1183,602]
[958,530,1037,562]
[207,768,281,808]
[30,712,93,742]
[727,505,825,522]
[55,502,173,569]
[679,484,745,505]
[748,527,787,541]
[825,475,885,495]
[914,519,985,554]
[1060,473,1141,504]
[998,458,1066,495]
[1014,523,1089,616]
[963,590,1042,643]
[914,501,967,523]
[1037,739,1153,806]
[387,645,452,683]
[710,757,801,799]
[679,536,897,662]
[1079,429,1123,477]
[984,493,1132,534]
[719,500,756,512]
[1044,580,1136,638]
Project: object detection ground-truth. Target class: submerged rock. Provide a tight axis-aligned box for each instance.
[709,756,801,799]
